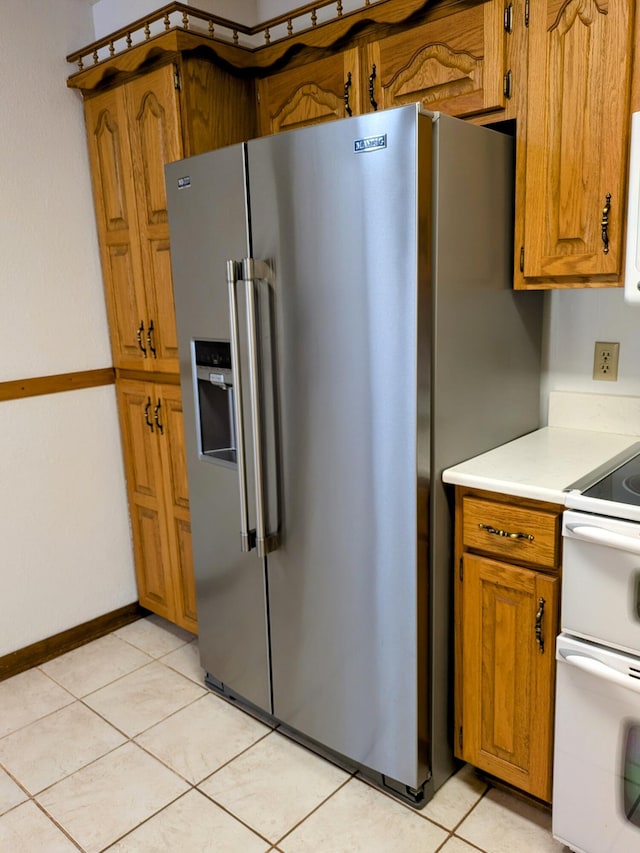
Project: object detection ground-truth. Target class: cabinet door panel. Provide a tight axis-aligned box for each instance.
[127,65,184,371]
[522,0,633,280]
[157,383,196,632]
[131,504,174,619]
[368,2,505,118]
[146,238,180,364]
[174,516,197,632]
[257,49,361,135]
[460,553,558,801]
[84,90,148,368]
[106,243,147,362]
[118,380,175,619]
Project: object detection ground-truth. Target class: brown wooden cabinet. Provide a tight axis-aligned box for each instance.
[454,487,562,802]
[256,1,509,133]
[84,60,255,372]
[77,48,256,632]
[518,0,635,287]
[256,48,361,135]
[367,0,508,119]
[117,378,196,633]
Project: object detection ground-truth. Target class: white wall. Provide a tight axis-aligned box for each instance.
[0,0,136,657]
[541,288,640,421]
[91,0,259,37]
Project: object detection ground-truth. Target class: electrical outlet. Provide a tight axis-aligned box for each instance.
[593,341,620,381]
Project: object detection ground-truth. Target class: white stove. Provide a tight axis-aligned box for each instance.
[553,443,640,852]
[564,441,640,522]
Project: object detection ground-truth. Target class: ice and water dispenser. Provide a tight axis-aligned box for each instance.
[193,339,236,465]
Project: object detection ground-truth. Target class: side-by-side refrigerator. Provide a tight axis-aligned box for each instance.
[165,105,542,805]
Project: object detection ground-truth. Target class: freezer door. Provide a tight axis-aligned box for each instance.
[165,146,272,712]
[246,105,429,788]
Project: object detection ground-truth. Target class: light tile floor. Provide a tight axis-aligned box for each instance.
[0,615,569,852]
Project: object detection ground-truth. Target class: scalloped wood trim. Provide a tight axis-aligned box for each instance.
[67,0,439,91]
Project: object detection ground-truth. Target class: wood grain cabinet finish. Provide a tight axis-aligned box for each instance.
[367,0,507,119]
[117,379,196,633]
[454,487,562,803]
[85,64,182,373]
[81,54,255,632]
[256,1,509,133]
[84,60,255,373]
[520,0,635,286]
[256,48,361,135]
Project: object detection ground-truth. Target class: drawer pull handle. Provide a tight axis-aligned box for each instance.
[535,597,545,654]
[478,523,534,542]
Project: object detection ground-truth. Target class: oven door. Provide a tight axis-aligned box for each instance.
[554,634,640,852]
[562,510,640,655]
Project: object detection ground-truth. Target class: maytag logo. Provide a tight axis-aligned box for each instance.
[177,176,191,189]
[354,134,387,153]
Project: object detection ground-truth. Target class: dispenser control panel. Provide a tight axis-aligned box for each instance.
[194,339,232,370]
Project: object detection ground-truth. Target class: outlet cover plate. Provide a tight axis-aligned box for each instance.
[593,341,620,381]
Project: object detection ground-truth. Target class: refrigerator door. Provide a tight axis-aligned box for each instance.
[165,146,272,712]
[246,105,429,789]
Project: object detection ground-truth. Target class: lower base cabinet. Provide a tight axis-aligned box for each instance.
[454,487,562,802]
[117,377,197,633]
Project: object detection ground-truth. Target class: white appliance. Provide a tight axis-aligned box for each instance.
[554,446,640,851]
[625,111,640,303]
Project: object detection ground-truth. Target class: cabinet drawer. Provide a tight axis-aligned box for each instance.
[462,497,561,570]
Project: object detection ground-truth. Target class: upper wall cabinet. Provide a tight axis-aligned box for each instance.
[519,0,634,287]
[256,48,361,135]
[256,1,509,133]
[367,0,508,119]
[83,57,256,372]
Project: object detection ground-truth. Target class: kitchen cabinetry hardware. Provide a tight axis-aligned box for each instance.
[535,596,545,653]
[146,319,156,357]
[478,522,534,541]
[343,71,352,116]
[601,193,611,254]
[137,321,147,357]
[524,0,529,26]
[144,397,154,432]
[504,3,513,33]
[369,64,378,111]
[154,399,164,434]
[520,246,524,272]
[503,70,512,99]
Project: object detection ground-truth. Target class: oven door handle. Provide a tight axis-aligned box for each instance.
[564,522,640,555]
[559,649,640,695]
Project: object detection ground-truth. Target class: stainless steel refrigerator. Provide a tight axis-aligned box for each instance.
[165,105,542,806]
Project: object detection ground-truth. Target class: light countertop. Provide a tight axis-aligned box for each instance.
[442,426,640,504]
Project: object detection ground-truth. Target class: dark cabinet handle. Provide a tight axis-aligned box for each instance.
[369,64,378,111]
[601,193,611,254]
[535,597,545,653]
[144,397,154,432]
[147,318,157,357]
[344,71,353,116]
[137,321,147,357]
[154,399,164,434]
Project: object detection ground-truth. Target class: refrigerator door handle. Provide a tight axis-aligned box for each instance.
[226,259,254,553]
[243,257,278,558]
